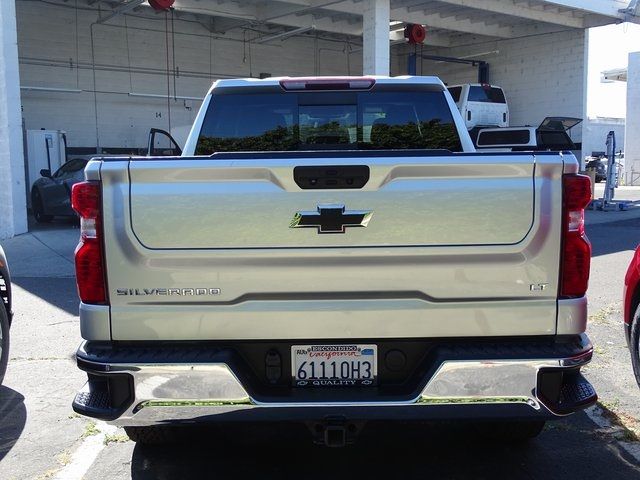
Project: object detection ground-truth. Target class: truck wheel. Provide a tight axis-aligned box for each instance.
[0,306,9,385]
[32,191,53,223]
[474,420,545,441]
[629,304,640,389]
[124,426,179,444]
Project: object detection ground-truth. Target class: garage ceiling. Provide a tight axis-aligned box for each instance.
[86,0,640,47]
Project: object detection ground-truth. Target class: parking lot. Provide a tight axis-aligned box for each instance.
[0,185,638,479]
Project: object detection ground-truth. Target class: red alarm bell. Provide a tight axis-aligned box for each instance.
[404,24,426,44]
[148,0,174,11]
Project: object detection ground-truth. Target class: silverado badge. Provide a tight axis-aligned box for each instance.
[290,204,373,234]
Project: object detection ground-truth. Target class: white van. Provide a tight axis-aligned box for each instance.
[447,83,509,131]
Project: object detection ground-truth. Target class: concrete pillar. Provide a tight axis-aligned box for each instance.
[362,0,390,76]
[0,0,27,239]
[625,52,640,185]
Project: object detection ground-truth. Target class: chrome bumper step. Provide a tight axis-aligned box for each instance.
[72,335,596,426]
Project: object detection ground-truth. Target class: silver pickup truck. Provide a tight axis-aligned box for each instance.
[71,76,596,446]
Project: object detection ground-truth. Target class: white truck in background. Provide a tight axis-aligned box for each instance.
[447,83,509,142]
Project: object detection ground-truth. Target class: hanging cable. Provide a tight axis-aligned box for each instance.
[248,31,253,77]
[164,10,172,132]
[345,40,351,75]
[242,31,247,64]
[209,22,213,80]
[124,15,133,92]
[75,0,79,88]
[171,8,177,101]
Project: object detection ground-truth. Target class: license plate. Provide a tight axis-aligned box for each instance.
[291,344,377,387]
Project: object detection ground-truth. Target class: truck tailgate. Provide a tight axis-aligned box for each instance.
[101,152,563,340]
[129,156,533,248]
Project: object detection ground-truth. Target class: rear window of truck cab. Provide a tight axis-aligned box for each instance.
[467,86,506,104]
[194,90,462,154]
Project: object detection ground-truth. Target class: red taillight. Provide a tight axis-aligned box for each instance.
[279,77,375,91]
[560,174,592,298]
[74,238,106,304]
[71,181,107,304]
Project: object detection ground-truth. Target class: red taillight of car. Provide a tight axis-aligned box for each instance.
[560,174,592,298]
[71,181,107,304]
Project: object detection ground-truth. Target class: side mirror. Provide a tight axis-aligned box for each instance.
[40,169,51,178]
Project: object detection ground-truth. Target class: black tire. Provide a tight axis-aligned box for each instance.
[124,426,181,445]
[0,306,9,385]
[32,190,53,223]
[629,304,640,388]
[474,420,546,442]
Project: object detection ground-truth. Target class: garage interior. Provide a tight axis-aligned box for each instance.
[0,0,638,238]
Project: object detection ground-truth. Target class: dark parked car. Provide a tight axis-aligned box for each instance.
[31,158,88,223]
[586,155,607,183]
[0,245,12,385]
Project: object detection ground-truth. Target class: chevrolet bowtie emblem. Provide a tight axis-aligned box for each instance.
[290,204,373,234]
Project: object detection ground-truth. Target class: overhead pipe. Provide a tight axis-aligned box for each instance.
[254,26,316,44]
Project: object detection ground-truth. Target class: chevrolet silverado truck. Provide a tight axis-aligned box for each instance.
[71,76,596,446]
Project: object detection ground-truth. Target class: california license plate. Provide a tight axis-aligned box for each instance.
[291,344,377,387]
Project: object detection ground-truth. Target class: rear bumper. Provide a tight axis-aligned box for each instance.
[73,335,597,426]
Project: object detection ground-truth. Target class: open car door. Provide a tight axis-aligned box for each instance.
[147,128,182,157]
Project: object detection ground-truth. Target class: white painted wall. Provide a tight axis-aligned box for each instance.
[625,52,640,185]
[395,30,587,142]
[582,118,625,158]
[0,0,28,239]
[16,1,363,151]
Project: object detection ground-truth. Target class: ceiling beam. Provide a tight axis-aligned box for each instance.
[173,0,364,36]
[432,0,584,28]
[541,0,631,19]
[97,0,144,24]
[277,0,513,37]
[256,0,348,22]
[211,17,252,33]
[173,0,454,46]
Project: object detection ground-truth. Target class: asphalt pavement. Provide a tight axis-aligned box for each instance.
[1,186,640,479]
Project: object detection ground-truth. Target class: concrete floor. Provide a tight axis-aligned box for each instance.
[1,187,640,479]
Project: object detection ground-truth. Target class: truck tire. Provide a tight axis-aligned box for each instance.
[0,306,9,385]
[474,420,545,442]
[124,426,179,444]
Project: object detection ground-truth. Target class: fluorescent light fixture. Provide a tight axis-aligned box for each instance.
[128,92,203,101]
[21,86,82,93]
[254,26,315,44]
